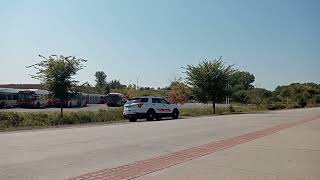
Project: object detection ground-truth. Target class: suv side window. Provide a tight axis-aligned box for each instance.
[160,99,170,104]
[140,98,149,103]
[152,98,161,103]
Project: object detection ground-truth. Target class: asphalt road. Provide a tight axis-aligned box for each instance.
[1,107,319,180]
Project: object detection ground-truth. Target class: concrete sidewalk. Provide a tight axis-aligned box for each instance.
[137,118,320,180]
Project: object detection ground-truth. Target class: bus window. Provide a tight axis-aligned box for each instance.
[13,94,18,100]
[0,94,7,100]
[8,94,13,100]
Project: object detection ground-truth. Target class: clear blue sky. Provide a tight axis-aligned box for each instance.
[1,0,319,90]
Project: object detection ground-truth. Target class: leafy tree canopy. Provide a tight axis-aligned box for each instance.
[27,54,87,116]
[94,71,109,94]
[229,71,255,91]
[184,58,235,113]
[109,80,126,89]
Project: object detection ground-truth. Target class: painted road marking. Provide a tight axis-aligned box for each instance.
[68,115,320,180]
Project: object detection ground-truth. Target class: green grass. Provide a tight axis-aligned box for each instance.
[180,107,217,117]
[1,102,315,131]
[0,108,124,130]
[0,106,251,130]
[180,104,266,117]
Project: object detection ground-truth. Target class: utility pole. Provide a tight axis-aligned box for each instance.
[136,77,139,90]
[226,81,230,106]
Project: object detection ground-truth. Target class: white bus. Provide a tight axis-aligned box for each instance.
[65,93,88,107]
[53,93,88,108]
[0,88,19,108]
[18,89,50,108]
[86,93,105,104]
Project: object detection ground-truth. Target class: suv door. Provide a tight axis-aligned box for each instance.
[152,98,171,114]
[139,97,149,113]
[152,98,162,114]
[159,98,172,114]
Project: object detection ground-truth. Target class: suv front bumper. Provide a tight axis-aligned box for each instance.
[123,112,146,119]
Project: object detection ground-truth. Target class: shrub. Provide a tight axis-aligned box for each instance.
[229,105,235,113]
[267,103,286,110]
[297,98,307,108]
[315,95,320,104]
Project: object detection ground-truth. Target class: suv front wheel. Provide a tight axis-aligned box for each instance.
[172,109,179,119]
[129,117,137,122]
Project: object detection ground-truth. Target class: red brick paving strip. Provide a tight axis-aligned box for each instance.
[68,115,320,180]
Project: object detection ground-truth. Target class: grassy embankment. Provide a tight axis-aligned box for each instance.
[1,103,318,130]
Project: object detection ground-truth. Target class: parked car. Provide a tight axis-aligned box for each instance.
[52,93,88,108]
[105,93,126,107]
[123,96,179,122]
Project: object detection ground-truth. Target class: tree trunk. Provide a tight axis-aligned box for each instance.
[212,102,216,114]
[60,99,63,118]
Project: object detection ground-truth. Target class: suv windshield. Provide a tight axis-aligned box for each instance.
[128,97,148,103]
[106,94,121,101]
[128,98,141,103]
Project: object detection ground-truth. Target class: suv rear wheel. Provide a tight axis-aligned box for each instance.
[146,109,156,121]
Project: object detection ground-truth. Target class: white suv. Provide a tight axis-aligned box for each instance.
[123,96,179,122]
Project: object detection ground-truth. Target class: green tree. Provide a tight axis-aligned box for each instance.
[184,58,235,114]
[94,71,109,94]
[231,90,250,103]
[246,88,272,107]
[229,71,255,103]
[229,71,255,90]
[104,84,111,95]
[109,80,126,89]
[27,55,87,117]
